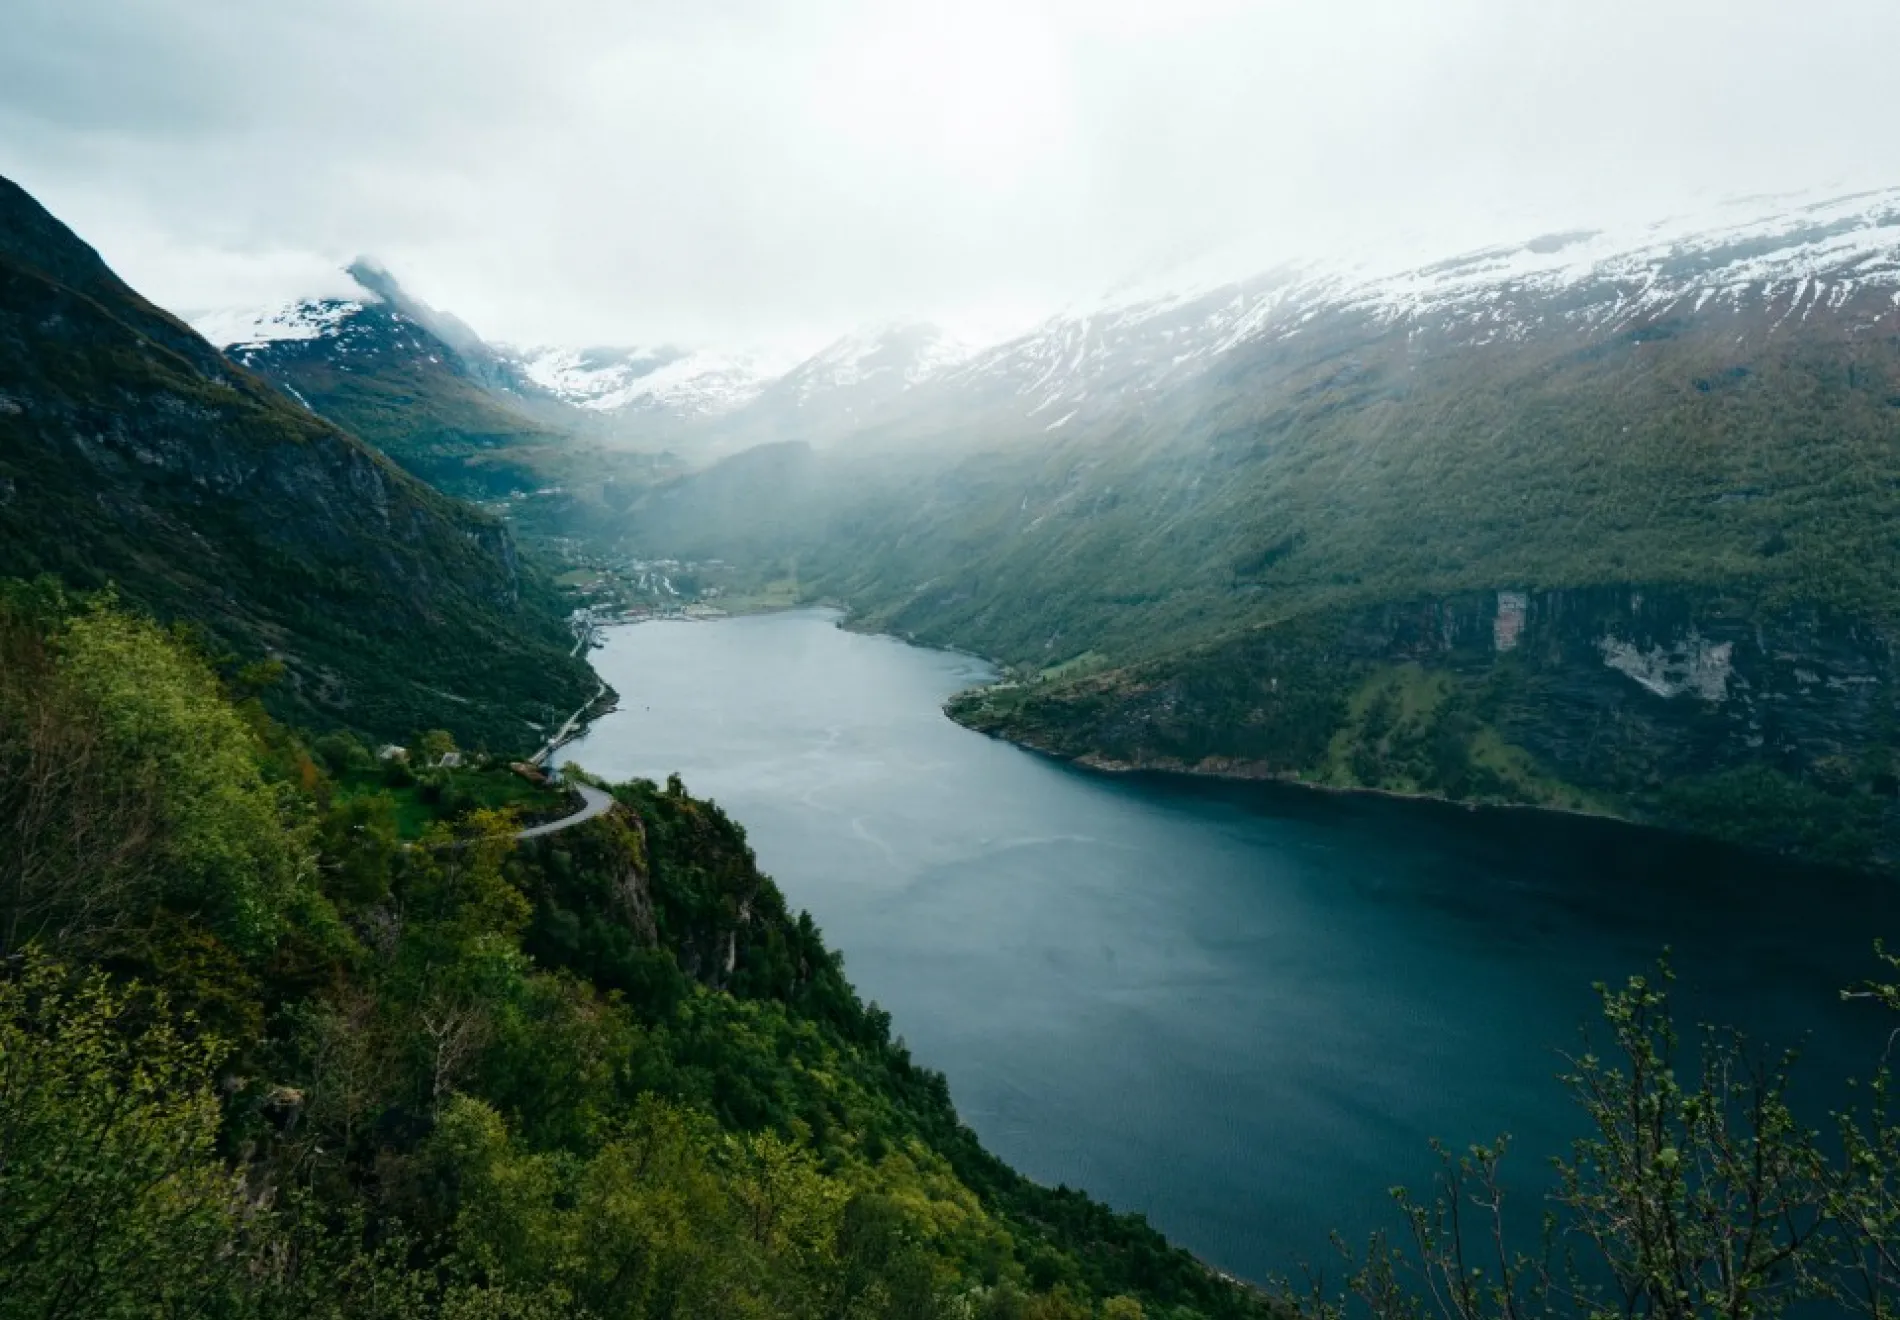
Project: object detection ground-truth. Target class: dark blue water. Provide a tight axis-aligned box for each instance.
[559,609,1900,1283]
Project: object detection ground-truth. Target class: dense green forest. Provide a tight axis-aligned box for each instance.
[0,582,1270,1319]
[12,582,1900,1319]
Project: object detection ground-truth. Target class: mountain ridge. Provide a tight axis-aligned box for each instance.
[0,173,594,747]
[156,183,1900,866]
[195,276,986,462]
[609,186,1900,869]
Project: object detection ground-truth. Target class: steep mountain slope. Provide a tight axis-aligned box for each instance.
[621,190,1900,868]
[205,261,573,498]
[886,188,1900,444]
[204,279,979,485]
[0,174,593,747]
[0,588,1275,1319]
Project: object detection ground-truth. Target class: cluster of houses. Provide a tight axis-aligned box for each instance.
[374,743,562,788]
[375,745,463,769]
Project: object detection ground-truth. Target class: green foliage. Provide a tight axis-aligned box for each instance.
[0,589,162,957]
[429,1093,867,1319]
[1280,960,1900,1320]
[330,763,567,841]
[0,175,595,752]
[0,957,249,1319]
[56,602,306,951]
[0,598,1266,1318]
[1658,765,1884,870]
[313,730,374,776]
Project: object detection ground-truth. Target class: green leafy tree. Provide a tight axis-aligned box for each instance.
[1283,962,1860,1320]
[0,603,162,957]
[0,957,248,1319]
[420,729,459,766]
[56,603,308,953]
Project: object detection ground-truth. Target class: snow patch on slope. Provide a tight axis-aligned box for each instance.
[512,345,782,417]
[1331,187,1900,329]
[946,187,1900,424]
[779,324,978,403]
[193,297,376,350]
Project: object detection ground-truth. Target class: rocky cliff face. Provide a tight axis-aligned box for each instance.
[1467,589,1882,775]
[1346,587,1894,800]
[955,587,1898,870]
[0,174,592,745]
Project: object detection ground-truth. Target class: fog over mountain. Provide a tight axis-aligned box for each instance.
[11,5,1900,1314]
[4,0,1900,352]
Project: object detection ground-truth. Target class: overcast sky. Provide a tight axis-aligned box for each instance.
[4,0,1898,350]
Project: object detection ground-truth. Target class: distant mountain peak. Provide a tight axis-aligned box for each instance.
[775,322,975,406]
[511,343,778,417]
[931,185,1900,430]
[191,258,494,366]
[342,255,400,301]
[342,258,489,358]
[191,295,375,352]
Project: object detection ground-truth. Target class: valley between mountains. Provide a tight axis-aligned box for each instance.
[205,187,1900,872]
[8,152,1900,1319]
[0,172,1272,1319]
[17,0,1900,1307]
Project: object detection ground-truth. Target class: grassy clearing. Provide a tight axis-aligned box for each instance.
[1038,650,1107,683]
[715,576,806,612]
[334,764,570,839]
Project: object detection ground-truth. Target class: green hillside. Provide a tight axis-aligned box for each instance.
[0,587,1269,1320]
[0,174,593,749]
[619,283,1900,868]
[222,282,570,500]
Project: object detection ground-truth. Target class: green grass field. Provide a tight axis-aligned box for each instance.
[334,764,571,839]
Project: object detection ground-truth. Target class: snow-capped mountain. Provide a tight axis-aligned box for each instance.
[775,323,976,404]
[192,187,1900,470]
[192,297,371,352]
[725,324,978,444]
[194,260,524,399]
[921,186,1900,434]
[503,323,975,440]
[509,344,778,419]
[195,268,979,453]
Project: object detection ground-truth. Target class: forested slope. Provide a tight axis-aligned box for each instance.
[616,198,1900,868]
[0,584,1266,1320]
[0,175,592,748]
[219,263,576,502]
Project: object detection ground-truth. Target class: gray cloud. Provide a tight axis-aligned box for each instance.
[4,0,1897,349]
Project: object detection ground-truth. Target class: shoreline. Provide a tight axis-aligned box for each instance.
[943,700,1833,864]
[580,604,1621,832]
[531,680,617,766]
[965,713,1626,822]
[947,708,1889,879]
[562,605,1853,874]
[1073,744,1626,827]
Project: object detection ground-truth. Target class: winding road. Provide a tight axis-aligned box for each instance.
[532,682,609,767]
[514,782,617,840]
